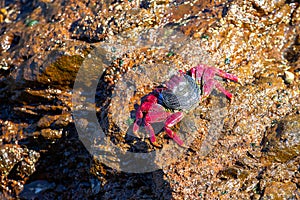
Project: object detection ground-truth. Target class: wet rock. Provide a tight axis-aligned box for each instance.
[262,114,300,163]
[251,0,286,14]
[16,150,40,178]
[40,128,63,140]
[37,52,83,86]
[217,167,249,180]
[36,113,71,132]
[53,114,72,127]
[0,0,300,199]
[55,184,67,193]
[37,115,60,128]
[0,32,15,52]
[262,181,297,199]
[0,145,24,177]
[0,120,27,144]
[90,178,101,195]
[11,89,55,105]
[12,105,65,119]
[283,71,295,84]
[0,8,7,23]
[19,180,56,199]
[0,144,40,195]
[15,51,83,88]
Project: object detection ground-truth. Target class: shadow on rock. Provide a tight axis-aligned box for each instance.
[16,123,172,199]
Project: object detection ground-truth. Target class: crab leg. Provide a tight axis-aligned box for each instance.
[215,68,238,82]
[202,75,234,99]
[202,79,215,98]
[215,82,233,99]
[133,121,140,133]
[190,64,205,84]
[164,112,184,146]
[133,106,143,133]
[191,64,238,83]
[144,122,159,146]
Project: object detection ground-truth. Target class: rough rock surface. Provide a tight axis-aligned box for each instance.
[0,0,299,199]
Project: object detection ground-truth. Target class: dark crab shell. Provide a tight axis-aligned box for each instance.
[160,74,201,111]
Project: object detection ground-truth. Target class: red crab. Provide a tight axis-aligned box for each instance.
[133,64,238,147]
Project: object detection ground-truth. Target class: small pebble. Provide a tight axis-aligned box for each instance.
[284,71,294,84]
